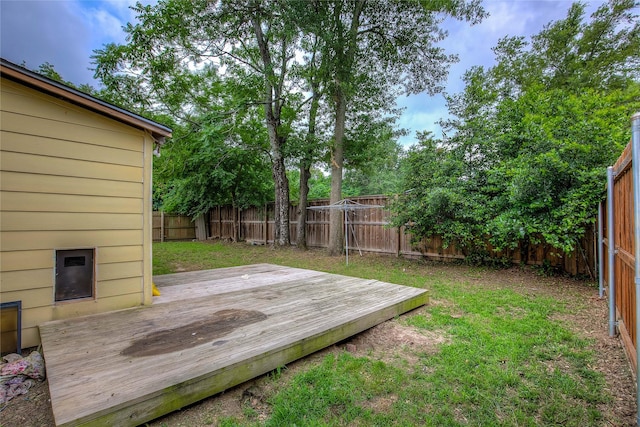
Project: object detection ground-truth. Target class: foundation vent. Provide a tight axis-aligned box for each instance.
[55,249,95,302]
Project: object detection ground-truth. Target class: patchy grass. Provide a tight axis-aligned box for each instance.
[151,241,613,426]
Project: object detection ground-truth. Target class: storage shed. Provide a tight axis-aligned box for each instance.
[0,59,172,351]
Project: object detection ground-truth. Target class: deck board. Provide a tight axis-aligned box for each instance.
[39,264,428,426]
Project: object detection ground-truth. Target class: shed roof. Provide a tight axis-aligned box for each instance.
[1,58,172,141]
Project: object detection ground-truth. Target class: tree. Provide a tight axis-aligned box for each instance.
[158,120,273,240]
[392,0,640,257]
[292,0,486,254]
[93,0,302,246]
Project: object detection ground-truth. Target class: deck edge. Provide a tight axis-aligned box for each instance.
[60,290,428,426]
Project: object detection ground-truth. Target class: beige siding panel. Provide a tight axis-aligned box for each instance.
[2,82,144,142]
[98,246,144,264]
[98,277,142,299]
[21,307,53,330]
[1,212,141,231]
[0,151,143,182]
[52,294,142,320]
[1,288,51,309]
[97,261,142,282]
[2,131,143,167]
[1,230,143,251]
[1,110,144,152]
[1,192,142,214]
[21,327,41,349]
[0,268,52,292]
[0,249,53,272]
[0,171,143,198]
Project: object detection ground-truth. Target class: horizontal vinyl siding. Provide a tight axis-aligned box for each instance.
[2,81,144,150]
[0,268,52,293]
[1,288,52,310]
[1,150,143,182]
[0,230,144,251]
[0,77,150,348]
[1,212,142,231]
[98,277,143,299]
[98,261,143,282]
[1,192,142,214]
[2,131,143,167]
[1,171,143,198]
[0,271,143,305]
[0,249,53,272]
[1,112,144,152]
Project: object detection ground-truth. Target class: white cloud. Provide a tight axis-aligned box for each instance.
[84,8,127,42]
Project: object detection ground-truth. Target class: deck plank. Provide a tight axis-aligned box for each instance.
[40,264,428,426]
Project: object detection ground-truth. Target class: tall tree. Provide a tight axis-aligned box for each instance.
[293,0,486,254]
[93,0,301,246]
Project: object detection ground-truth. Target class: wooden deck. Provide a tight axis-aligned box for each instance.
[39,264,428,426]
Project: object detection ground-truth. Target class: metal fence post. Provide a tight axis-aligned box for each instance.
[598,201,604,298]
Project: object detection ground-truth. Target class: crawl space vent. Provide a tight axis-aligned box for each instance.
[55,249,95,301]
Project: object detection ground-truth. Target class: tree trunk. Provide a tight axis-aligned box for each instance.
[328,87,346,255]
[296,164,311,249]
[327,0,363,256]
[253,15,290,246]
[272,149,290,246]
[297,82,320,250]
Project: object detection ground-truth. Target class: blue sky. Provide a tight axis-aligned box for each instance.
[1,0,607,146]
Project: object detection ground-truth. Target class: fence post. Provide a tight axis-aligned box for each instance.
[160,211,165,243]
[607,166,616,337]
[630,112,640,427]
[598,202,604,298]
[264,204,268,245]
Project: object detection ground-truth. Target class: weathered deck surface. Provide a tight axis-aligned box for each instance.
[39,264,428,426]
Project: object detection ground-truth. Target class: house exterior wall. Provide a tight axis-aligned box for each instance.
[0,78,153,348]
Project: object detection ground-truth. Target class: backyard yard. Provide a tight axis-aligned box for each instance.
[2,241,636,426]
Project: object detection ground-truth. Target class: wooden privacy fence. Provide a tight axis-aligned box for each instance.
[152,211,196,242]
[206,195,595,276]
[603,139,637,369]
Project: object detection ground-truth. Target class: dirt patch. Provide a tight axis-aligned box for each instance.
[344,315,449,366]
[359,394,398,413]
[122,309,268,357]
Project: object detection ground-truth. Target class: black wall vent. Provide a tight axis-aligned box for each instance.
[55,249,94,302]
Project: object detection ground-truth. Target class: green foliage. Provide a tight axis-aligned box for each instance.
[155,121,273,216]
[392,0,640,255]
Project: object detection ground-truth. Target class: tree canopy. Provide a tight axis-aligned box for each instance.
[91,0,485,252]
[392,0,640,256]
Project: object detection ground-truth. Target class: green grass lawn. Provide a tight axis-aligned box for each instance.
[153,241,609,427]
